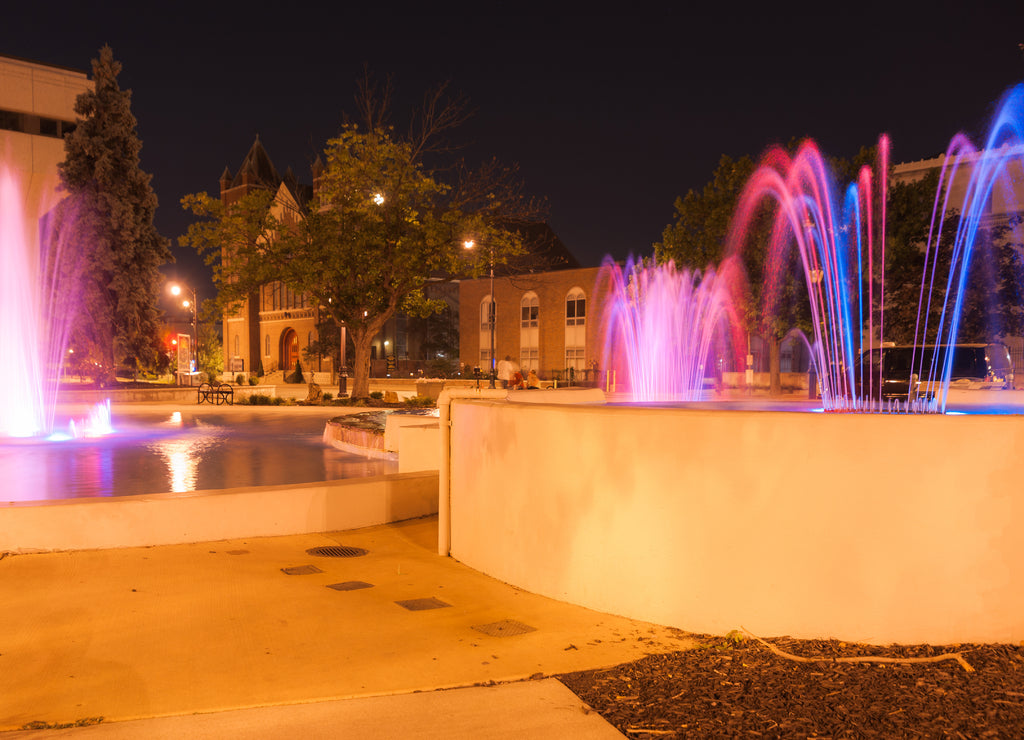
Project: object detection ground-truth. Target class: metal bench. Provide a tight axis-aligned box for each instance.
[197,382,234,405]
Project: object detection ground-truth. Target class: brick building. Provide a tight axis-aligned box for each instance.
[459,265,613,383]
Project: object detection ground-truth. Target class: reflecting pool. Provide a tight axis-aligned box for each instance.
[1,406,397,503]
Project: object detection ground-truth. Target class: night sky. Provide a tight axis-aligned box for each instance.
[4,2,1024,304]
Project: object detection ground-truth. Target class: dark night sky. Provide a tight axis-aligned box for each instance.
[4,2,1024,302]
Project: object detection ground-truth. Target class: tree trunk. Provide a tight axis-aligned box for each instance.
[349,327,374,399]
[769,335,782,396]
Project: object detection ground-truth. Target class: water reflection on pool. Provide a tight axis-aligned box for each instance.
[1,406,397,503]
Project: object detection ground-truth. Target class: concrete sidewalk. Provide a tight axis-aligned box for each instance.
[1,516,693,737]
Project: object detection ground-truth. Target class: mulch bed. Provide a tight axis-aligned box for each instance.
[559,634,1024,738]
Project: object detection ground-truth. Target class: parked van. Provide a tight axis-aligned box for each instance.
[857,343,1014,400]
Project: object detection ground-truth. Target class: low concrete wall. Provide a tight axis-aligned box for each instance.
[1,471,438,553]
[722,371,810,390]
[399,423,440,473]
[448,400,1024,644]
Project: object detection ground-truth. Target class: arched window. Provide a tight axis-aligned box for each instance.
[520,292,539,373]
[565,288,586,371]
[479,295,495,368]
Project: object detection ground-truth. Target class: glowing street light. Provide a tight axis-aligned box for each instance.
[373,192,385,206]
[463,239,495,387]
[169,282,198,381]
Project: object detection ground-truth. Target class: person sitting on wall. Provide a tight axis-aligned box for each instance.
[526,369,541,389]
[509,368,525,390]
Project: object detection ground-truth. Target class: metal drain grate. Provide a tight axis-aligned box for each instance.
[306,546,369,558]
[281,564,323,575]
[327,581,374,591]
[471,620,537,637]
[395,597,451,611]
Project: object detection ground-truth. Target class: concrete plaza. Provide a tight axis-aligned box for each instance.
[1,516,694,738]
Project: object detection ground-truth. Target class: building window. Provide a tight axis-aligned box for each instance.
[520,293,539,328]
[233,335,239,357]
[480,296,495,331]
[265,335,270,356]
[261,280,309,311]
[479,295,495,367]
[565,288,586,371]
[566,290,585,326]
[0,110,22,132]
[520,292,539,373]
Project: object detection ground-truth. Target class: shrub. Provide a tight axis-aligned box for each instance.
[404,395,435,408]
[369,391,384,400]
[241,393,282,406]
[248,376,259,385]
[285,359,304,384]
[235,374,245,385]
[322,392,334,401]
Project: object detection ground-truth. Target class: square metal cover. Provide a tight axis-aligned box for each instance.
[281,564,323,576]
[395,597,451,611]
[471,620,537,637]
[327,581,374,591]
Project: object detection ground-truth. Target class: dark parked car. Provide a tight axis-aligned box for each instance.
[857,343,1014,400]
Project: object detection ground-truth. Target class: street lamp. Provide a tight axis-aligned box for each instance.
[464,239,496,388]
[169,283,198,380]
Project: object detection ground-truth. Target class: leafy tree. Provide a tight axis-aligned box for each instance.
[655,152,806,394]
[196,299,223,378]
[302,319,342,378]
[183,77,538,398]
[54,46,171,383]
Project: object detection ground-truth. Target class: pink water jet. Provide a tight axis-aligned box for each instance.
[600,257,745,402]
[724,84,1024,413]
[0,166,94,438]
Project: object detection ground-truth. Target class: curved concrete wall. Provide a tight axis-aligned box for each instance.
[1,472,438,553]
[448,400,1024,644]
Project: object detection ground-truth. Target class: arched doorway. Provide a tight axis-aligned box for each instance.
[282,328,299,372]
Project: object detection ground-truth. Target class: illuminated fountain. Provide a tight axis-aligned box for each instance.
[601,85,1024,411]
[443,84,1024,645]
[600,256,746,402]
[0,168,58,436]
[724,84,1024,413]
[0,166,92,438]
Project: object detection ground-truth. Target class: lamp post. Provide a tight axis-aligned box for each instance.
[464,239,496,388]
[170,283,198,379]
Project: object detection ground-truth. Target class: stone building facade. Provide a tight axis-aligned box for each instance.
[217,138,463,381]
[218,138,329,379]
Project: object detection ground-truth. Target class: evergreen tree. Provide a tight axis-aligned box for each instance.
[55,45,171,382]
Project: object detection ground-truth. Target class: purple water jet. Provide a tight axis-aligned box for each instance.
[0,166,93,437]
[724,85,1024,413]
[601,85,1023,411]
[600,257,745,402]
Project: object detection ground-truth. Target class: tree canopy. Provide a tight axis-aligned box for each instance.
[183,78,539,397]
[55,45,171,381]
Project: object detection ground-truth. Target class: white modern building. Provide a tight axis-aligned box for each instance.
[0,53,90,250]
